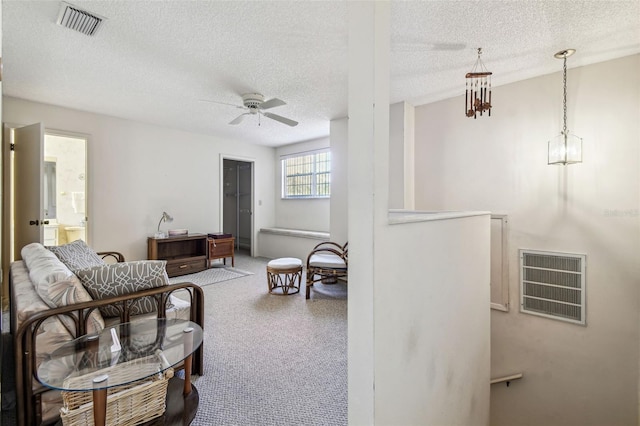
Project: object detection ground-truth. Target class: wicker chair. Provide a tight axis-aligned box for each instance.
[305,241,348,299]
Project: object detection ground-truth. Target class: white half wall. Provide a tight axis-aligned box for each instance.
[257,229,328,261]
[376,212,491,425]
[414,54,640,426]
[3,96,276,261]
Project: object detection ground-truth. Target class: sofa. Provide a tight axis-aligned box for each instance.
[9,240,205,426]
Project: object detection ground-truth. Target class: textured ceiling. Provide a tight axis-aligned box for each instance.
[3,1,639,147]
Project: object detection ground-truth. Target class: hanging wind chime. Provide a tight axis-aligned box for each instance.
[465,48,492,118]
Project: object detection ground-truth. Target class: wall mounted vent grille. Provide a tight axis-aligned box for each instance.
[520,250,586,325]
[56,2,106,36]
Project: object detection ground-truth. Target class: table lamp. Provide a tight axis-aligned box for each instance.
[155,212,173,238]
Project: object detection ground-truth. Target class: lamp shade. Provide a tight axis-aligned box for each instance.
[156,211,174,237]
[548,132,582,165]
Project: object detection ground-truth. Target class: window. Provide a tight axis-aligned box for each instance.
[281,150,331,198]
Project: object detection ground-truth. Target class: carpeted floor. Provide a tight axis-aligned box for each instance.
[1,252,347,426]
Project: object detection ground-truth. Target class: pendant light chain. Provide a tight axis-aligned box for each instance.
[548,48,581,165]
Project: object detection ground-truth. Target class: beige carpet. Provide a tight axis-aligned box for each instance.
[0,253,347,426]
[190,253,347,425]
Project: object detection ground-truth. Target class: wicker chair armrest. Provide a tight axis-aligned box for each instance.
[97,251,126,263]
[310,241,344,251]
[306,243,348,267]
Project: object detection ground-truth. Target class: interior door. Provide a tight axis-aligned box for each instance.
[237,162,252,251]
[221,158,253,254]
[13,123,45,258]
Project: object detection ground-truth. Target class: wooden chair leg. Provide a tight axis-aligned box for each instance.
[306,272,313,299]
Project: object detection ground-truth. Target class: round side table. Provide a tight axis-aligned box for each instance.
[267,257,303,295]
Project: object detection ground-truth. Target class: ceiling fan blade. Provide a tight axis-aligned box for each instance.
[229,113,250,125]
[199,99,245,109]
[263,112,298,127]
[392,41,467,52]
[259,98,286,110]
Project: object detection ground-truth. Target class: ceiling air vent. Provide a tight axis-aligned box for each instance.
[56,2,106,36]
[520,249,586,325]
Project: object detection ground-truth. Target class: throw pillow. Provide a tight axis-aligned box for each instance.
[47,239,105,271]
[21,242,104,335]
[75,260,169,318]
[22,242,71,285]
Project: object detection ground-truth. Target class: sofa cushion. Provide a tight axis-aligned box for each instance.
[75,260,169,318]
[21,243,105,335]
[47,239,106,271]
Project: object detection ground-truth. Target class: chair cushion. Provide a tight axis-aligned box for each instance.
[75,260,169,318]
[267,257,302,269]
[21,243,104,335]
[47,239,106,271]
[308,253,347,269]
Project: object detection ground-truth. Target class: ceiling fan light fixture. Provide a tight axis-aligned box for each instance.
[241,93,265,110]
[225,93,298,127]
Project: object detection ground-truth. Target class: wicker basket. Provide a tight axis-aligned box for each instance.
[60,356,173,426]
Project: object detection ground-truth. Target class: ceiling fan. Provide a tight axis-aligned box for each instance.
[203,93,298,127]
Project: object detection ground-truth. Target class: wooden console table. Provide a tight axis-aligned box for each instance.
[208,237,235,267]
[148,234,208,277]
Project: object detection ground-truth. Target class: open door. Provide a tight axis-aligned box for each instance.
[221,157,254,255]
[12,123,45,258]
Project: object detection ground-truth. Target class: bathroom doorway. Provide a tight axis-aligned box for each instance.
[221,158,253,255]
[44,133,88,246]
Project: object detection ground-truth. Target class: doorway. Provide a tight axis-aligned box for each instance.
[4,125,88,261]
[44,133,88,246]
[221,158,253,255]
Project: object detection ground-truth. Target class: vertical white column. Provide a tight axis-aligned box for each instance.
[403,102,415,210]
[330,117,348,243]
[347,2,390,425]
[388,101,416,210]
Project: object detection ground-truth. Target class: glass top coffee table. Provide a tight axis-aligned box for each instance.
[37,318,203,426]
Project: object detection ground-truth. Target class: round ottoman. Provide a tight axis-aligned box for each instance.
[267,257,303,295]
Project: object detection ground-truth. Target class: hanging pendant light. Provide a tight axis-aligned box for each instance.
[465,48,492,119]
[548,49,582,165]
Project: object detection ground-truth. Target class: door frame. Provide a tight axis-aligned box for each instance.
[44,129,90,245]
[219,154,255,257]
[2,124,89,257]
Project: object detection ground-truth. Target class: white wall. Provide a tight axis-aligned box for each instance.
[414,54,640,426]
[376,212,491,425]
[275,137,330,232]
[4,96,276,261]
[346,4,490,424]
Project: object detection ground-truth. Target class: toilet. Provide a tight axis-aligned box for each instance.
[65,226,86,242]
